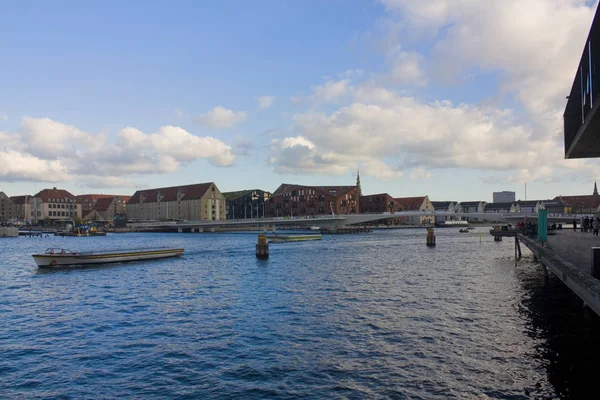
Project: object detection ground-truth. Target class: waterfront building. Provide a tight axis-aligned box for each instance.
[514,200,544,214]
[76,194,119,215]
[563,4,600,158]
[431,201,461,224]
[485,202,516,214]
[541,199,567,214]
[223,190,271,219]
[492,191,516,203]
[394,196,434,225]
[30,187,82,223]
[265,183,359,217]
[9,195,30,222]
[459,201,486,222]
[127,182,226,221]
[554,183,600,213]
[82,196,130,222]
[0,192,16,222]
[360,193,395,214]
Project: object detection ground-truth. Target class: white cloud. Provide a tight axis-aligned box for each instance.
[257,96,275,110]
[362,159,404,180]
[389,51,427,86]
[19,117,95,159]
[410,167,432,180]
[268,136,354,175]
[0,149,70,182]
[0,118,237,185]
[291,79,353,106]
[268,92,600,183]
[379,0,596,140]
[268,0,600,184]
[196,106,247,129]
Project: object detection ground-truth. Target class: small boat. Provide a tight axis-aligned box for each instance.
[32,247,184,267]
[266,234,322,243]
[459,228,469,233]
[310,226,321,231]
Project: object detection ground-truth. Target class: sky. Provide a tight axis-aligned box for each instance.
[1,0,600,202]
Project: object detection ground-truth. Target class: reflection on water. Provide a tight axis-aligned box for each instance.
[1,229,599,398]
[516,256,600,399]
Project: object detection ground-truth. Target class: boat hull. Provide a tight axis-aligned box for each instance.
[33,249,184,267]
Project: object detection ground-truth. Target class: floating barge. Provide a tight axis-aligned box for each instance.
[266,234,322,243]
[32,247,184,267]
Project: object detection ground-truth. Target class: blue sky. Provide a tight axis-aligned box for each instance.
[1,0,600,202]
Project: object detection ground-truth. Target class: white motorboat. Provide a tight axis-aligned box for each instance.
[32,247,184,267]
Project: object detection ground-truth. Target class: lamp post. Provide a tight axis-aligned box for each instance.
[252,192,259,219]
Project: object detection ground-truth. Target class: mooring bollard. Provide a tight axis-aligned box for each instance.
[494,235,502,242]
[256,234,269,259]
[426,228,436,247]
[591,247,600,279]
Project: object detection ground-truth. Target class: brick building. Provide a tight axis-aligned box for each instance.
[360,193,396,213]
[9,195,30,222]
[265,183,360,217]
[0,192,16,222]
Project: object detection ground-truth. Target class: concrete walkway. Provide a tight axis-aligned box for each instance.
[546,229,600,273]
[518,230,600,316]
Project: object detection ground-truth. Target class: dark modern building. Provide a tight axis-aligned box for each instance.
[564,4,600,158]
[223,189,271,219]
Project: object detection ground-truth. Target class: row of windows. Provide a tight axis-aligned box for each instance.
[48,198,74,203]
[49,204,75,209]
[49,211,75,217]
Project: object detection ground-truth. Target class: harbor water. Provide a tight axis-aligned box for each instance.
[1,228,600,399]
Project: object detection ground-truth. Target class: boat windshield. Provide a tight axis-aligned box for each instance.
[44,248,76,255]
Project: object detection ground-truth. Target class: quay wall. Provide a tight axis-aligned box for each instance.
[0,227,18,237]
[518,234,600,316]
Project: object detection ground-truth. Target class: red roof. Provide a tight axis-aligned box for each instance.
[554,195,600,210]
[128,183,215,204]
[394,196,427,210]
[34,188,75,202]
[75,194,115,204]
[93,197,115,211]
[9,195,30,205]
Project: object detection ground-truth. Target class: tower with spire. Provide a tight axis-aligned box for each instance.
[356,170,362,197]
[595,182,598,196]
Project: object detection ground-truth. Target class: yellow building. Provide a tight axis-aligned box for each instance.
[126,182,226,221]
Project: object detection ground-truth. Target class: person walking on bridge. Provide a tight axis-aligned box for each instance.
[594,216,599,237]
[573,217,577,231]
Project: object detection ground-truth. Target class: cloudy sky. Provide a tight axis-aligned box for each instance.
[1,0,599,201]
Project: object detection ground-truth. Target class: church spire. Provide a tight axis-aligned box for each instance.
[356,169,362,197]
[595,182,598,196]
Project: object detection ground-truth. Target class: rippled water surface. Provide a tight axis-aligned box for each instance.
[2,228,600,399]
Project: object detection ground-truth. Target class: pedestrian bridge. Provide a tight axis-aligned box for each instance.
[128,211,586,231]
